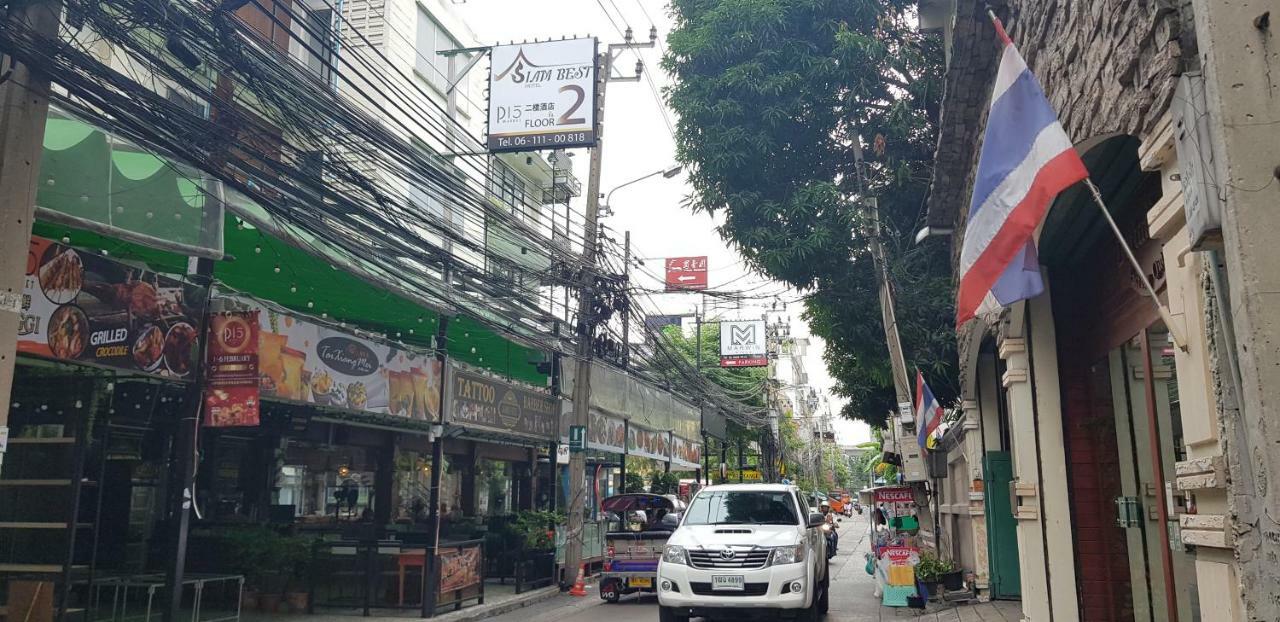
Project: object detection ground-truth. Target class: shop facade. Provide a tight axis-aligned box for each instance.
[922,0,1271,619]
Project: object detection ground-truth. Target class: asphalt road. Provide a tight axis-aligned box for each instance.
[488,517,874,622]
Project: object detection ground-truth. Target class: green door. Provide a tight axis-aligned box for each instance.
[984,452,1021,599]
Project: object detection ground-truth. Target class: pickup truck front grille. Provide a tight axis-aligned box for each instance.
[687,548,771,570]
[689,582,770,596]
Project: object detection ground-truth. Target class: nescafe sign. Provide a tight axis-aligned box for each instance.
[317,336,379,376]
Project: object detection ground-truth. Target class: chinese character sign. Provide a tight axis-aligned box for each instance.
[487,39,597,152]
[664,256,708,291]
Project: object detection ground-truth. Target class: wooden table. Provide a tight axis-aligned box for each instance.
[395,549,426,606]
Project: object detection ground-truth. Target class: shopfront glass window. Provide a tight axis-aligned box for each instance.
[476,459,513,517]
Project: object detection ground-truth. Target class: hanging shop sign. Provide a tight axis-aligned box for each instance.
[881,546,920,566]
[874,487,914,503]
[627,423,670,461]
[670,434,703,470]
[446,363,559,440]
[719,319,768,367]
[18,236,205,378]
[588,411,627,454]
[246,301,442,419]
[664,256,708,291]
[204,310,260,427]
[487,38,598,152]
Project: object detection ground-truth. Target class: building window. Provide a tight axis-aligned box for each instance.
[415,8,462,97]
[491,160,529,219]
[289,6,334,84]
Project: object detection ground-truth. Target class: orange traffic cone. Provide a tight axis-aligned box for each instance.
[569,564,588,597]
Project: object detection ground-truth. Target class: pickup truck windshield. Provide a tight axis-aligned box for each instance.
[683,491,800,526]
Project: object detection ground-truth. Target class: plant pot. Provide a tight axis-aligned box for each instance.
[258,593,283,613]
[285,591,310,613]
[918,580,942,600]
[942,570,965,591]
[241,591,260,611]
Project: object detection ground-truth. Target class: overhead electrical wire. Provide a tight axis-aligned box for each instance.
[2,0,606,350]
[7,0,767,422]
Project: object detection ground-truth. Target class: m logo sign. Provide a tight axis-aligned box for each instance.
[730,324,756,346]
[719,320,767,367]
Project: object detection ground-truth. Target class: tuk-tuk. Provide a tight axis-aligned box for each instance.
[827,491,847,515]
[598,493,685,603]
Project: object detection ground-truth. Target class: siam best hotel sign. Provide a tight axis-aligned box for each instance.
[487,38,598,152]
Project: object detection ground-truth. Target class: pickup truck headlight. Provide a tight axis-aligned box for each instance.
[662,544,689,565]
[770,544,806,565]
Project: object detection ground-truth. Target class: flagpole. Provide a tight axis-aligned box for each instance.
[1084,178,1189,351]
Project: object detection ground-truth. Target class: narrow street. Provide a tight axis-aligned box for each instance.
[487,521,1022,622]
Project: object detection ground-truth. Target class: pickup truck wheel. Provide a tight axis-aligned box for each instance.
[658,606,688,622]
[817,565,830,614]
[794,598,821,622]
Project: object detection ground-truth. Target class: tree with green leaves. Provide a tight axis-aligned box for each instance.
[664,0,957,428]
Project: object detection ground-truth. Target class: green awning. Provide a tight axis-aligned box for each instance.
[37,110,220,256]
[32,213,549,386]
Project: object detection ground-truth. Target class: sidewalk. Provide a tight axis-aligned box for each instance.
[829,523,1023,621]
[243,583,560,622]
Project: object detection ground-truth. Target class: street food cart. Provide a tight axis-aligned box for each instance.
[598,494,684,603]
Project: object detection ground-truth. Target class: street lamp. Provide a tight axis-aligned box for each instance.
[603,164,683,211]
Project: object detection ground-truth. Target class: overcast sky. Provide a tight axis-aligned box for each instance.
[454,0,872,445]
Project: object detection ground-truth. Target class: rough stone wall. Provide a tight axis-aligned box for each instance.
[1007,0,1186,142]
[927,0,1192,255]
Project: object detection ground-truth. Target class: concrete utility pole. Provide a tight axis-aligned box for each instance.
[0,0,59,475]
[563,29,652,583]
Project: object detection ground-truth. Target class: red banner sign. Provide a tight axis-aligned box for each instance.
[204,311,260,427]
[719,356,768,367]
[881,546,919,565]
[664,256,708,291]
[874,487,914,503]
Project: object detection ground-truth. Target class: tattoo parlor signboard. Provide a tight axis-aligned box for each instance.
[446,363,559,440]
[204,311,260,427]
[18,237,203,378]
[246,301,442,419]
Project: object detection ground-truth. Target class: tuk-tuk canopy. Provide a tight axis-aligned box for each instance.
[600,493,683,514]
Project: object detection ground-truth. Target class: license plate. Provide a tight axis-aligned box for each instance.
[712,575,745,591]
[628,577,652,588]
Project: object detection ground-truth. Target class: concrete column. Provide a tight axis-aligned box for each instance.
[999,292,1080,622]
[1025,290,1080,622]
[1185,3,1280,616]
[962,400,990,591]
[1143,116,1241,621]
[998,315,1051,622]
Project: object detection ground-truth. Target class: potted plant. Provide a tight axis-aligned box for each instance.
[281,535,316,612]
[942,565,966,591]
[914,552,957,599]
[623,472,646,493]
[219,527,275,610]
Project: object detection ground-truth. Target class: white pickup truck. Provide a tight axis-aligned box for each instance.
[656,483,829,621]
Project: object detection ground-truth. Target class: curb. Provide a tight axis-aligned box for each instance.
[429,586,562,622]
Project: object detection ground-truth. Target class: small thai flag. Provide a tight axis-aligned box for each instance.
[916,370,944,449]
[955,17,1088,326]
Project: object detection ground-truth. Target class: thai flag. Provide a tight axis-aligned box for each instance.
[955,18,1088,326]
[916,370,943,448]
